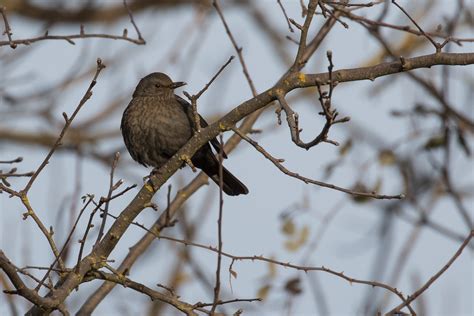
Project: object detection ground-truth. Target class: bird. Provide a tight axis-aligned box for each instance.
[121,72,248,196]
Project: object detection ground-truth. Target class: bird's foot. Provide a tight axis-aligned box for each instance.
[143,168,159,182]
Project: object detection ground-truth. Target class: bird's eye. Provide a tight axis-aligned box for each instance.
[155,84,160,88]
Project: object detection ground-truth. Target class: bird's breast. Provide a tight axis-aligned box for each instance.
[121,96,193,168]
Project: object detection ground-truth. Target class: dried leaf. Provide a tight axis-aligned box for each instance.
[284,277,302,295]
[268,259,277,279]
[339,139,353,156]
[424,135,445,150]
[281,218,295,235]
[257,284,271,300]
[378,149,396,165]
[285,239,300,252]
[284,225,310,251]
[175,272,190,287]
[300,226,309,244]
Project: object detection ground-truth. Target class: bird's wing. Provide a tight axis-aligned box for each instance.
[174,95,228,158]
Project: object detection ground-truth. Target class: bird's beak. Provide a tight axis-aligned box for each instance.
[170,81,186,89]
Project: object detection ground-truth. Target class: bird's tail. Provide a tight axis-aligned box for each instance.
[208,166,249,196]
[194,153,247,196]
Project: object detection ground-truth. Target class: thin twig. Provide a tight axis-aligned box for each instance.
[0,157,23,164]
[332,6,473,45]
[210,134,225,314]
[23,59,106,193]
[0,171,34,178]
[232,126,403,200]
[144,234,412,307]
[86,271,199,316]
[76,203,103,269]
[293,0,319,68]
[386,230,473,314]
[0,251,58,309]
[122,0,145,42]
[183,55,234,133]
[194,297,262,308]
[213,0,257,96]
[34,195,94,292]
[9,60,106,277]
[0,1,144,48]
[19,195,66,271]
[103,210,413,310]
[195,56,234,100]
[277,0,294,32]
[0,6,17,48]
[391,0,440,52]
[0,31,145,47]
[95,152,122,246]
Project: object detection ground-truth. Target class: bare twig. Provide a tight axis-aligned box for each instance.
[277,0,294,32]
[23,59,106,193]
[0,30,145,47]
[95,152,122,246]
[194,297,262,308]
[0,2,144,48]
[293,0,319,68]
[34,195,94,292]
[144,233,412,308]
[122,0,145,42]
[0,6,17,48]
[213,0,257,96]
[332,6,473,45]
[279,50,351,149]
[86,271,199,316]
[4,60,106,278]
[0,157,23,164]
[386,230,473,314]
[391,0,440,52]
[324,1,379,7]
[183,55,234,133]
[232,126,402,200]
[210,134,225,314]
[0,251,57,309]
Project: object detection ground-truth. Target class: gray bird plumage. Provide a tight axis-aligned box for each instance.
[121,72,248,196]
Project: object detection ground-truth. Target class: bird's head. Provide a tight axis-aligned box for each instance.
[133,72,186,97]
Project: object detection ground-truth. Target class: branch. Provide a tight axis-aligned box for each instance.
[232,127,401,199]
[333,5,474,45]
[0,1,145,48]
[85,271,199,316]
[144,233,413,309]
[0,6,16,48]
[391,0,440,52]
[210,135,225,314]
[0,251,58,310]
[0,30,146,47]
[26,51,474,314]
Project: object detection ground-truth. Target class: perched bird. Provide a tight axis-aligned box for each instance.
[121,72,248,196]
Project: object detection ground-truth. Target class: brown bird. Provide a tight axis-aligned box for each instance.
[121,72,248,196]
